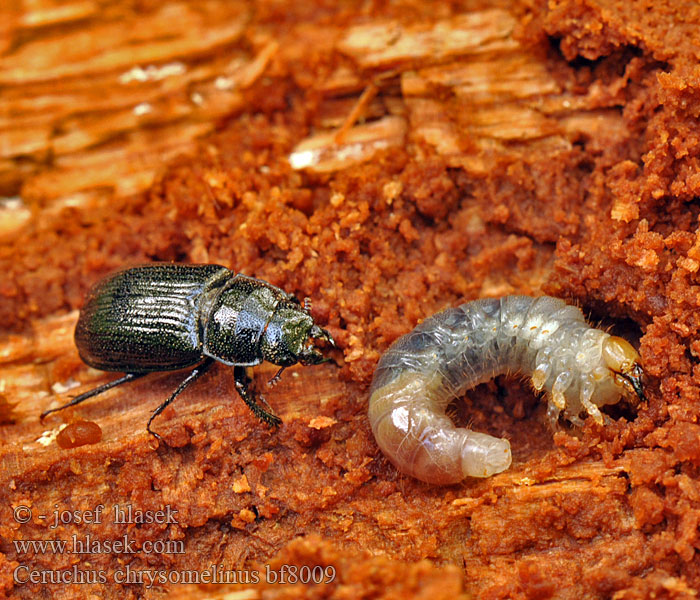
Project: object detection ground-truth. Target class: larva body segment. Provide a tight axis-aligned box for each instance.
[368,296,644,485]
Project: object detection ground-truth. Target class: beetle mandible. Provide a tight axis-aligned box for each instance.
[41,264,335,440]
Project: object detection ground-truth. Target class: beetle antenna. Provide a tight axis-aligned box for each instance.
[303,297,312,312]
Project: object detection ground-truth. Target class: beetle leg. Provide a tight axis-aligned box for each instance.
[267,367,286,388]
[233,366,282,428]
[147,357,215,441]
[41,372,149,420]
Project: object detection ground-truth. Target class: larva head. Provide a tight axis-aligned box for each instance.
[602,336,644,402]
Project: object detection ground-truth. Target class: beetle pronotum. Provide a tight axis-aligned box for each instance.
[41,264,335,440]
[368,296,644,484]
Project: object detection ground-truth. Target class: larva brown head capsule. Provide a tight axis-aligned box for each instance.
[602,336,645,402]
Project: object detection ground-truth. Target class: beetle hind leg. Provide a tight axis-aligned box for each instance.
[233,366,283,428]
[41,372,149,420]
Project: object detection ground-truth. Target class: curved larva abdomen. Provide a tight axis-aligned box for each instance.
[368,296,644,485]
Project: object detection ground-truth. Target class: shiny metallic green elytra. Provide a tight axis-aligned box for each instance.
[41,264,335,440]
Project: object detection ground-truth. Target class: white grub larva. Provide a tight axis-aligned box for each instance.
[368,296,644,485]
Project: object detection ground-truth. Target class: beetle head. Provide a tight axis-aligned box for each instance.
[300,323,336,365]
[261,302,335,367]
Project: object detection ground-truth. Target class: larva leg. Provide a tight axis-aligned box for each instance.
[546,401,561,429]
[579,377,604,425]
[551,372,572,410]
[532,366,549,391]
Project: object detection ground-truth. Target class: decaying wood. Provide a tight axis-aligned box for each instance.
[288,9,626,176]
[0,1,276,224]
[2,1,699,599]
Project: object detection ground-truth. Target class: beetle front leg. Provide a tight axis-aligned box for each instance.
[233,366,282,428]
[147,357,215,441]
[267,366,286,388]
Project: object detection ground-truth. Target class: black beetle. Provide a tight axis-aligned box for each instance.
[41,264,335,440]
